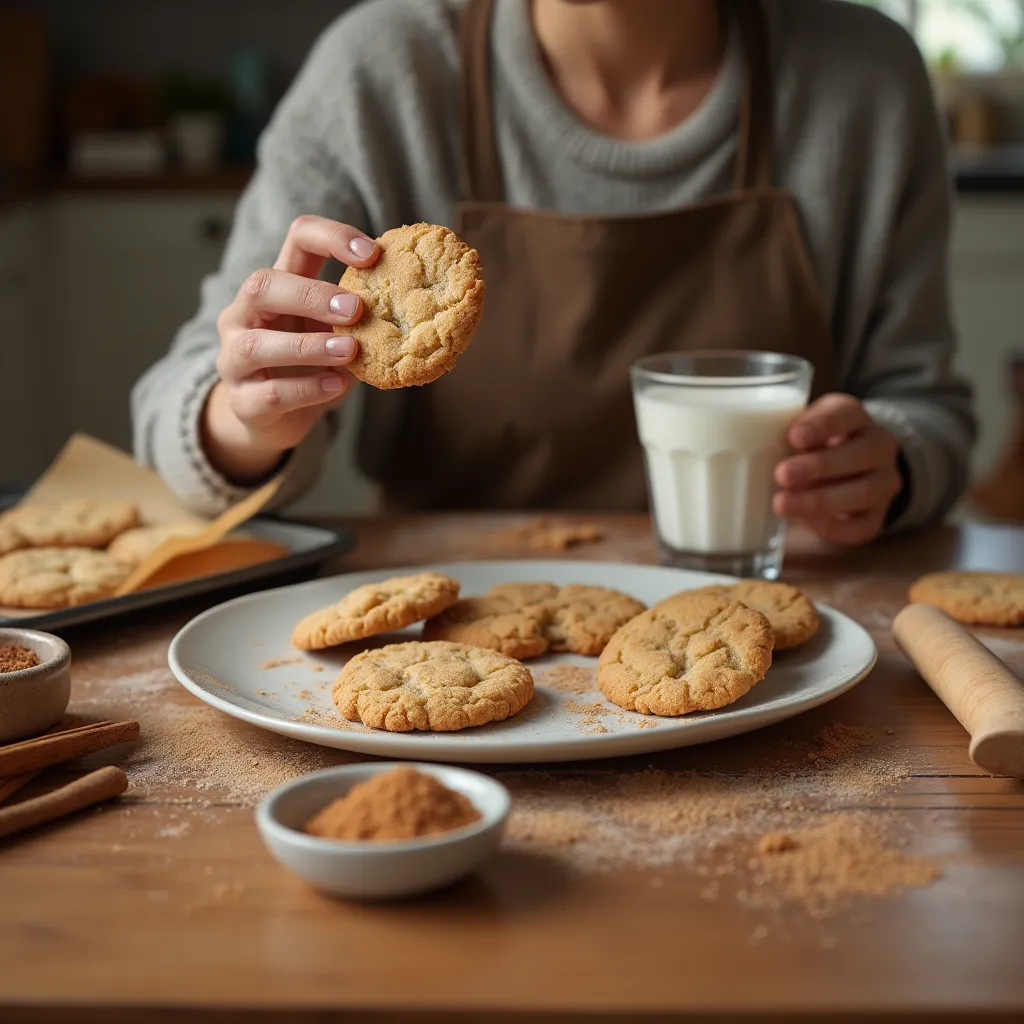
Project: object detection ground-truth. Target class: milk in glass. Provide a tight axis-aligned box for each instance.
[635,381,807,555]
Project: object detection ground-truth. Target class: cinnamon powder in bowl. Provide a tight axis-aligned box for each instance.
[256,762,509,900]
[0,628,72,743]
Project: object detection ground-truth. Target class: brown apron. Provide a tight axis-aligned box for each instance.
[358,0,835,512]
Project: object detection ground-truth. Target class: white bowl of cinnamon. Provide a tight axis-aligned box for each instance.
[256,762,511,900]
[0,628,72,743]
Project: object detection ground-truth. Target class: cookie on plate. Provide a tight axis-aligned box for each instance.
[0,547,131,608]
[697,581,819,651]
[422,594,550,660]
[2,499,139,549]
[333,640,534,732]
[293,572,461,651]
[597,591,774,716]
[107,523,205,567]
[336,222,485,389]
[424,581,647,659]
[908,571,1024,627]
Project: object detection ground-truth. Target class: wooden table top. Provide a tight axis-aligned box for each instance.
[3,514,1024,1024]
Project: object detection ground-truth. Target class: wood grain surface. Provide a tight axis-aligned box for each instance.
[1,515,1023,1024]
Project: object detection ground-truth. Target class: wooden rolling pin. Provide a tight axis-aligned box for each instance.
[893,604,1024,778]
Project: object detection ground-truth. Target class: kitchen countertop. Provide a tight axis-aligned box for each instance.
[1,514,1024,1023]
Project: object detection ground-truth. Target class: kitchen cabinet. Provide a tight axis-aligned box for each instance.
[0,202,56,484]
[51,194,236,454]
[950,197,1024,478]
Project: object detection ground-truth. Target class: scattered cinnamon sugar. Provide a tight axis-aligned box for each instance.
[480,517,603,553]
[805,723,875,770]
[635,719,661,729]
[759,831,797,854]
[754,815,941,918]
[537,664,595,696]
[564,698,611,734]
[0,644,40,673]
[261,657,303,669]
[305,767,481,841]
[499,724,932,917]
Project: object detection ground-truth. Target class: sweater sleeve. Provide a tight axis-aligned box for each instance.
[843,41,975,531]
[131,32,371,517]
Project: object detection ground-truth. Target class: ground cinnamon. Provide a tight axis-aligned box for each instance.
[0,645,40,673]
[305,767,481,841]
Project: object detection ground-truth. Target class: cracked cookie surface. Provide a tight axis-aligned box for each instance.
[424,582,646,658]
[332,640,534,732]
[697,581,819,650]
[293,572,460,650]
[908,571,1024,627]
[0,547,131,608]
[1,499,139,549]
[597,591,774,716]
[336,222,484,389]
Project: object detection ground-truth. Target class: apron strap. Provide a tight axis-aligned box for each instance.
[734,0,774,191]
[459,0,504,203]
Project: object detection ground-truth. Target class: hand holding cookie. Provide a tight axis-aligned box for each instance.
[204,215,381,483]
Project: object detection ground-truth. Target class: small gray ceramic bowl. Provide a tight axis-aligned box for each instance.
[256,762,511,900]
[0,627,72,743]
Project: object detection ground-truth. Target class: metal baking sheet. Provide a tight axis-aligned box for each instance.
[0,518,355,631]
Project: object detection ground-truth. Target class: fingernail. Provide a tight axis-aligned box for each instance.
[326,335,356,359]
[322,373,347,393]
[329,293,360,319]
[349,236,377,260]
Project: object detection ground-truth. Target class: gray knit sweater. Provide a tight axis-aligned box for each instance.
[132,0,974,527]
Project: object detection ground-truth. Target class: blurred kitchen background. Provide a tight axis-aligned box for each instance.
[1,0,1023,519]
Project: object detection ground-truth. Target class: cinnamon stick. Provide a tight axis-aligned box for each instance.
[0,766,128,839]
[0,770,39,805]
[0,720,139,778]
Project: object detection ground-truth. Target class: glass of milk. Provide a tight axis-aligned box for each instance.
[630,352,814,579]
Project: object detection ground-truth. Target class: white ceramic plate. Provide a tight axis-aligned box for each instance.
[168,560,877,764]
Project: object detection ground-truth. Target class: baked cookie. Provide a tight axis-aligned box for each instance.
[697,581,819,651]
[424,582,646,659]
[336,223,485,389]
[597,591,774,716]
[292,572,461,651]
[0,519,26,557]
[423,594,550,660]
[0,547,131,608]
[107,523,205,567]
[333,640,534,732]
[908,571,1024,627]
[3,499,139,549]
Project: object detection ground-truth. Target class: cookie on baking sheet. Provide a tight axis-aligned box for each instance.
[424,582,647,659]
[697,581,820,651]
[0,519,26,558]
[3,499,139,549]
[333,640,534,732]
[597,592,774,716]
[336,223,485,389]
[0,547,131,608]
[908,571,1024,627]
[292,572,461,651]
[107,523,205,567]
